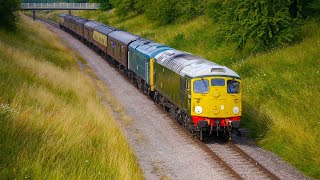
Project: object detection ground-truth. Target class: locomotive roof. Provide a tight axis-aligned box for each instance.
[94,25,117,35]
[108,31,140,45]
[129,39,172,58]
[84,21,103,29]
[154,49,240,78]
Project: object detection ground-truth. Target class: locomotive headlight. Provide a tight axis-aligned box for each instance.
[233,106,240,114]
[195,106,203,114]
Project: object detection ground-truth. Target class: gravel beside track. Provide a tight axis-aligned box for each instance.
[43,21,307,180]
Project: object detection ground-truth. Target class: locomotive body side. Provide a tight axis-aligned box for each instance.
[154,62,188,110]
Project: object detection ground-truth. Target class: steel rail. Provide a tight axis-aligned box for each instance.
[227,142,280,180]
[187,130,244,179]
[37,18,59,28]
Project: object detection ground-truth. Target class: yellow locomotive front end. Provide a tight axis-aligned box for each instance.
[190,76,241,140]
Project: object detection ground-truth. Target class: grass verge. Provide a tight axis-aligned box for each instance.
[0,15,144,179]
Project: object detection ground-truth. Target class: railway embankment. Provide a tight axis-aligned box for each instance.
[38,9,320,178]
[0,15,143,179]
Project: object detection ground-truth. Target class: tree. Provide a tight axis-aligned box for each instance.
[0,0,20,31]
[300,0,320,17]
[208,0,302,51]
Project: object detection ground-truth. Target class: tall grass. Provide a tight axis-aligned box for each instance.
[0,15,144,179]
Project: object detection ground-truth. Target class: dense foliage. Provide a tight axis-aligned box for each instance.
[301,0,320,17]
[144,0,206,24]
[207,0,302,50]
[0,0,20,31]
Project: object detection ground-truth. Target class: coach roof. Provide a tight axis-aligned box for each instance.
[94,25,117,35]
[84,21,103,29]
[108,31,140,45]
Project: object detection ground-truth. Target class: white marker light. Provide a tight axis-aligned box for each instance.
[195,106,203,114]
[233,106,239,114]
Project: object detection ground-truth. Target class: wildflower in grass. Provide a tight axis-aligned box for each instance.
[1,103,18,114]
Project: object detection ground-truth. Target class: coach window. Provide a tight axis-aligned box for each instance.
[227,80,240,94]
[194,79,209,93]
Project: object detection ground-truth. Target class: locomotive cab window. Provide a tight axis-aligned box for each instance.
[227,80,240,93]
[193,79,209,93]
[211,78,225,86]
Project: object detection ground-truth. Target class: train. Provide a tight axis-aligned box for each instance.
[58,14,242,140]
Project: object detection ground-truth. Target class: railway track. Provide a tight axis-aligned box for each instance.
[205,138,280,179]
[170,120,279,180]
[36,18,60,28]
[38,17,280,180]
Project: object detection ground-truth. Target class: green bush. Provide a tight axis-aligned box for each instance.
[144,0,179,24]
[112,0,136,16]
[208,0,302,51]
